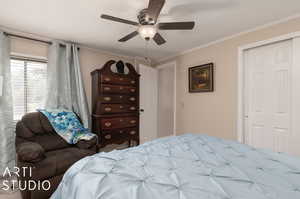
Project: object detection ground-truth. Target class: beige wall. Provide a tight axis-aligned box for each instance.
[9,37,141,111]
[158,17,300,140]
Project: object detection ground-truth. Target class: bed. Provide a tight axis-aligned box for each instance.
[51,134,300,199]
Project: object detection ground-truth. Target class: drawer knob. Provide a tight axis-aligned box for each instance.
[120,119,124,122]
[130,107,136,110]
[120,86,124,90]
[119,130,124,134]
[120,78,124,81]
[129,97,135,101]
[104,97,111,101]
[104,77,111,82]
[104,122,112,127]
[130,120,136,124]
[130,131,136,135]
[119,96,123,99]
[104,87,111,91]
[105,134,112,139]
[131,80,136,84]
[104,107,112,112]
[119,106,124,109]
[130,88,135,92]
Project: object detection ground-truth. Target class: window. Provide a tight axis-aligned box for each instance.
[11,58,47,121]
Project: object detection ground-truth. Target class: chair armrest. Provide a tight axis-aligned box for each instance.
[17,142,45,163]
[76,137,97,149]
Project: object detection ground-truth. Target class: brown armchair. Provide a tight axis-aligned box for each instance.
[15,112,97,199]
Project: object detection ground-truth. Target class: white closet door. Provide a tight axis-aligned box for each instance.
[245,39,293,154]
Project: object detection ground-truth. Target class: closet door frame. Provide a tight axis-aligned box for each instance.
[237,31,300,143]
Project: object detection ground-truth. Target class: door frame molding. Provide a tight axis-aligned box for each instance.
[157,61,177,136]
[237,31,300,143]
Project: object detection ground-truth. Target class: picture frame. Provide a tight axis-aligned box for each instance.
[189,63,214,93]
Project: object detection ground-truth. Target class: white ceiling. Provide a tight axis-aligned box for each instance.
[0,0,300,62]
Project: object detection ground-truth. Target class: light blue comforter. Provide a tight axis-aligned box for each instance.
[51,134,300,199]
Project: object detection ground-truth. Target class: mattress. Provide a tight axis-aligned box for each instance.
[51,134,300,199]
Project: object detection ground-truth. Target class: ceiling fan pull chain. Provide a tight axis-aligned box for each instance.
[144,40,151,64]
[146,40,149,60]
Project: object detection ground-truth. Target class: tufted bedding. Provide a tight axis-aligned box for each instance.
[51,134,300,199]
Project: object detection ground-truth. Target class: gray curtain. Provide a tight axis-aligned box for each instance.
[45,41,90,128]
[0,31,15,174]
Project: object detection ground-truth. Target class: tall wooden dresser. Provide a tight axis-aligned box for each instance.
[91,60,140,149]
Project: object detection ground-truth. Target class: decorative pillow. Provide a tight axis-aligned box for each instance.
[17,142,45,163]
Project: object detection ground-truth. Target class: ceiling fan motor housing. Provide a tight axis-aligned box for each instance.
[138,9,155,25]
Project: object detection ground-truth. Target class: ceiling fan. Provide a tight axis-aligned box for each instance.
[101,0,195,45]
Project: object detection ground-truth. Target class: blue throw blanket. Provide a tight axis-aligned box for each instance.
[38,109,96,144]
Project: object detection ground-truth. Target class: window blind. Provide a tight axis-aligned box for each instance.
[11,58,47,121]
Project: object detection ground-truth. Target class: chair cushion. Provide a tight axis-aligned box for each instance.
[34,134,70,152]
[17,142,45,163]
[19,147,95,181]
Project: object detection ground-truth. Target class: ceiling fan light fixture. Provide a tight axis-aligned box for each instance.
[138,25,157,40]
[100,0,195,45]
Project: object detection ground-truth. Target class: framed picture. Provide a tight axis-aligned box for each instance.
[189,63,214,93]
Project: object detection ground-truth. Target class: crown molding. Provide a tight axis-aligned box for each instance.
[158,13,300,63]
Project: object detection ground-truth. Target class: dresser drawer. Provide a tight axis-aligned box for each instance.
[101,75,137,86]
[102,127,138,142]
[100,104,138,114]
[101,84,137,94]
[101,117,138,130]
[100,95,137,104]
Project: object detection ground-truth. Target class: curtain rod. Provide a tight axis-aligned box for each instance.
[3,32,80,49]
[4,32,52,45]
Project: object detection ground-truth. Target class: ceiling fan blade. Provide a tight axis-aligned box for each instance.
[159,22,195,30]
[118,31,139,42]
[147,0,165,23]
[153,33,166,45]
[101,14,139,26]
